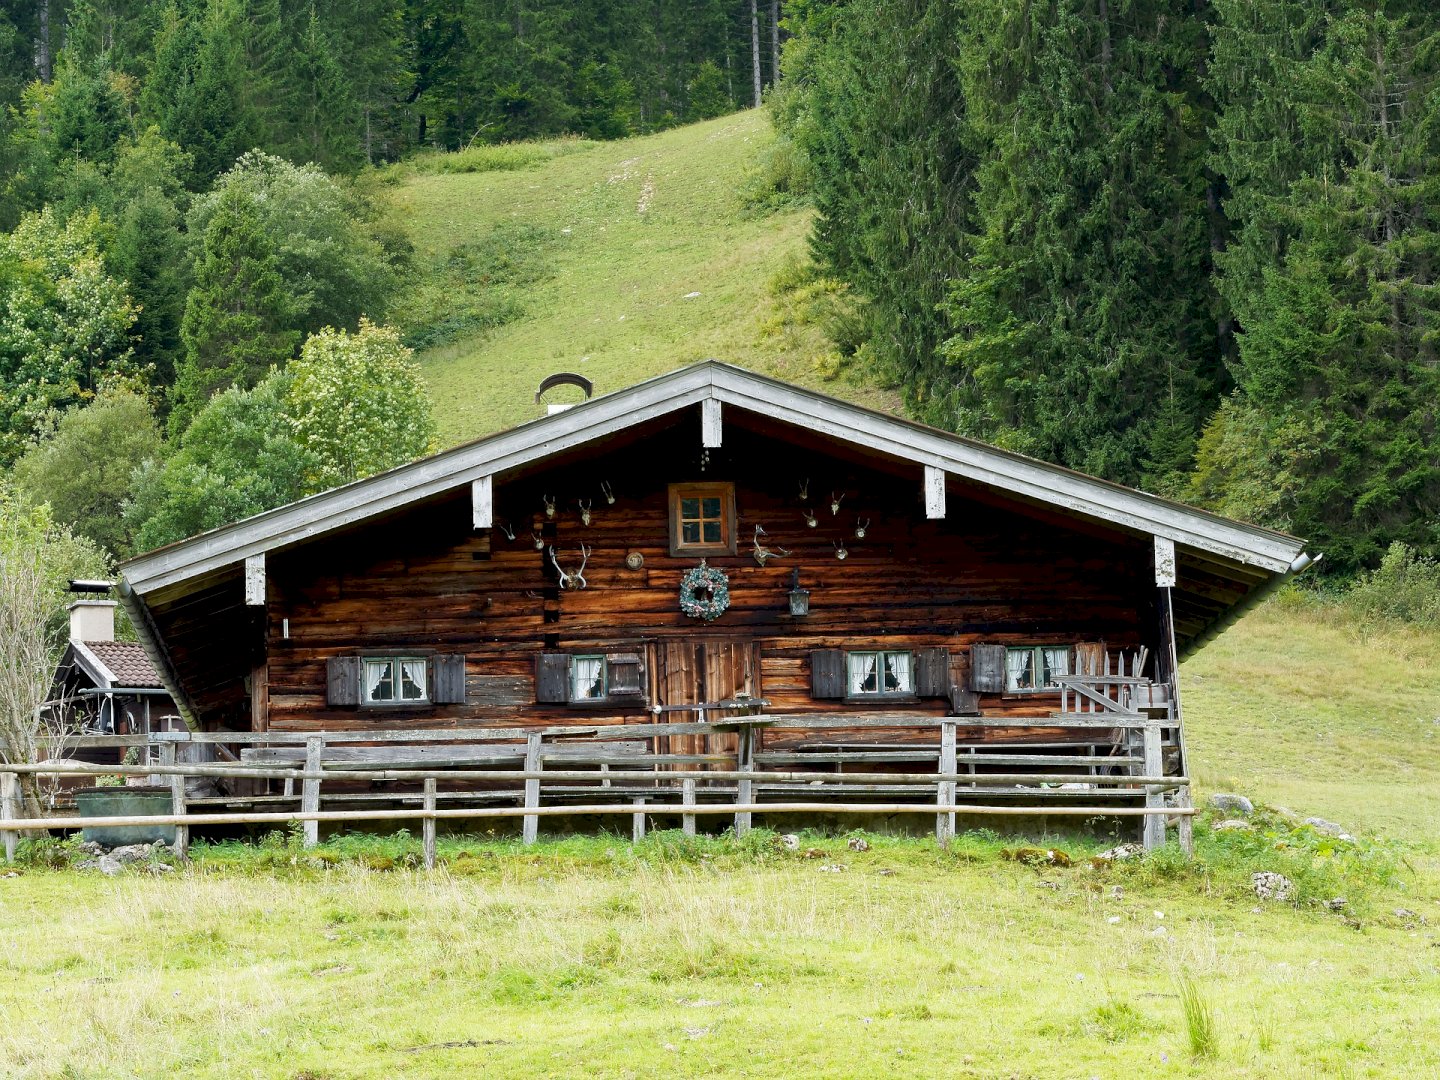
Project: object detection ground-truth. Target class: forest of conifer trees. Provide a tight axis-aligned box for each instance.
[0,0,1436,586]
[776,0,1440,576]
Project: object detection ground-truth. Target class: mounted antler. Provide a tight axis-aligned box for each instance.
[577,498,593,526]
[798,477,810,501]
[531,531,546,550]
[498,520,517,541]
[600,480,616,505]
[830,491,845,515]
[854,516,870,540]
[751,525,791,567]
[550,543,592,589]
[802,508,818,528]
[542,494,557,519]
[833,539,848,561]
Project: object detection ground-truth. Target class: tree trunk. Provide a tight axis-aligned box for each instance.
[36,0,53,83]
[771,0,781,85]
[750,0,763,107]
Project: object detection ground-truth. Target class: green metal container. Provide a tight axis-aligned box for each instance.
[74,787,177,847]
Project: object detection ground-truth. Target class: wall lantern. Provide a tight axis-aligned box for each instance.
[788,567,810,617]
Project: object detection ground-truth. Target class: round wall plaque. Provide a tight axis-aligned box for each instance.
[624,551,645,571]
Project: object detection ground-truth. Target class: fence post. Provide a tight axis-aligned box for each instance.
[734,724,754,838]
[682,778,697,837]
[632,797,647,843]
[1142,721,1164,851]
[423,778,437,870]
[936,721,956,848]
[302,736,324,848]
[522,734,542,845]
[1176,784,1194,857]
[1,771,18,864]
[159,742,189,859]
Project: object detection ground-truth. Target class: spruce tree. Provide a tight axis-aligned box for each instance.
[172,186,298,434]
[1205,4,1440,570]
[940,0,1218,488]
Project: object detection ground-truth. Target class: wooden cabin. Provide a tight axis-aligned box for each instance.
[115,363,1308,834]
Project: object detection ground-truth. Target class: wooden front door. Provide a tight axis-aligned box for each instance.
[656,640,760,769]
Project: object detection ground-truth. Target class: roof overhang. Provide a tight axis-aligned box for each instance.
[120,361,1306,597]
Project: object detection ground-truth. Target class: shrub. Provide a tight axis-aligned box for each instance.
[1341,542,1440,629]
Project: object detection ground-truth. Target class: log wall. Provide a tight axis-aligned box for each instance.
[238,418,1154,744]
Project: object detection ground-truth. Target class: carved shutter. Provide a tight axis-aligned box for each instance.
[535,652,571,703]
[916,648,951,698]
[969,643,1007,694]
[430,654,467,704]
[326,656,361,706]
[607,653,644,697]
[810,649,845,699]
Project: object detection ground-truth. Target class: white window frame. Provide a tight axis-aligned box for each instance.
[362,656,429,705]
[845,650,914,698]
[1004,645,1071,694]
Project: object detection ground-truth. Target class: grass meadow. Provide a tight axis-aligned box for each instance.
[1,595,1438,1078]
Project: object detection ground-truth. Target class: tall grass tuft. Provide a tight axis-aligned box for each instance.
[1176,976,1219,1059]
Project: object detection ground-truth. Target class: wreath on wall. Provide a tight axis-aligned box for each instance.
[679,561,731,621]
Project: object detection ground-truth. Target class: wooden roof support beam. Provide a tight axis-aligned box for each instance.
[244,554,265,607]
[701,398,722,448]
[471,474,493,530]
[925,465,946,519]
[1153,536,1177,587]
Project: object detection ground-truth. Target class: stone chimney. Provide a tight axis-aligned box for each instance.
[68,599,116,643]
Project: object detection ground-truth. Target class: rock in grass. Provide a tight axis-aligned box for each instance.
[1304,817,1356,842]
[1093,843,1144,863]
[847,837,870,852]
[107,844,155,864]
[1252,871,1295,902]
[1323,897,1348,911]
[1210,793,1254,815]
[96,855,124,877]
[1213,819,1251,832]
[779,834,800,851]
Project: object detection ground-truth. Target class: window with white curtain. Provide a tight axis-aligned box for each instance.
[363,657,428,704]
[846,650,914,696]
[1005,646,1072,693]
[570,655,606,701]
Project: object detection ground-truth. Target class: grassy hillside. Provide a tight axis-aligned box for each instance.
[1185,594,1440,850]
[388,110,898,446]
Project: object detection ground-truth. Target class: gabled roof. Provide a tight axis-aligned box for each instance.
[119,361,1305,595]
[81,641,165,689]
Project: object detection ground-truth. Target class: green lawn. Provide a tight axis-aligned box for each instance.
[387,110,899,447]
[2,598,1438,1079]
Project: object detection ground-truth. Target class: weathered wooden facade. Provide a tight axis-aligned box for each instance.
[114,363,1308,833]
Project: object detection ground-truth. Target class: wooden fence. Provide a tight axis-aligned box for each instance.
[2,713,1194,868]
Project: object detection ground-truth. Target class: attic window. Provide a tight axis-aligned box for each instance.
[668,483,736,557]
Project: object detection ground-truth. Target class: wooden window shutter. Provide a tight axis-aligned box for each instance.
[326,656,361,707]
[810,649,845,699]
[916,648,951,698]
[969,643,1007,694]
[431,654,467,704]
[607,653,643,697]
[535,652,571,703]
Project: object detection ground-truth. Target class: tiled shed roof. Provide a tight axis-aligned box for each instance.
[84,641,163,688]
